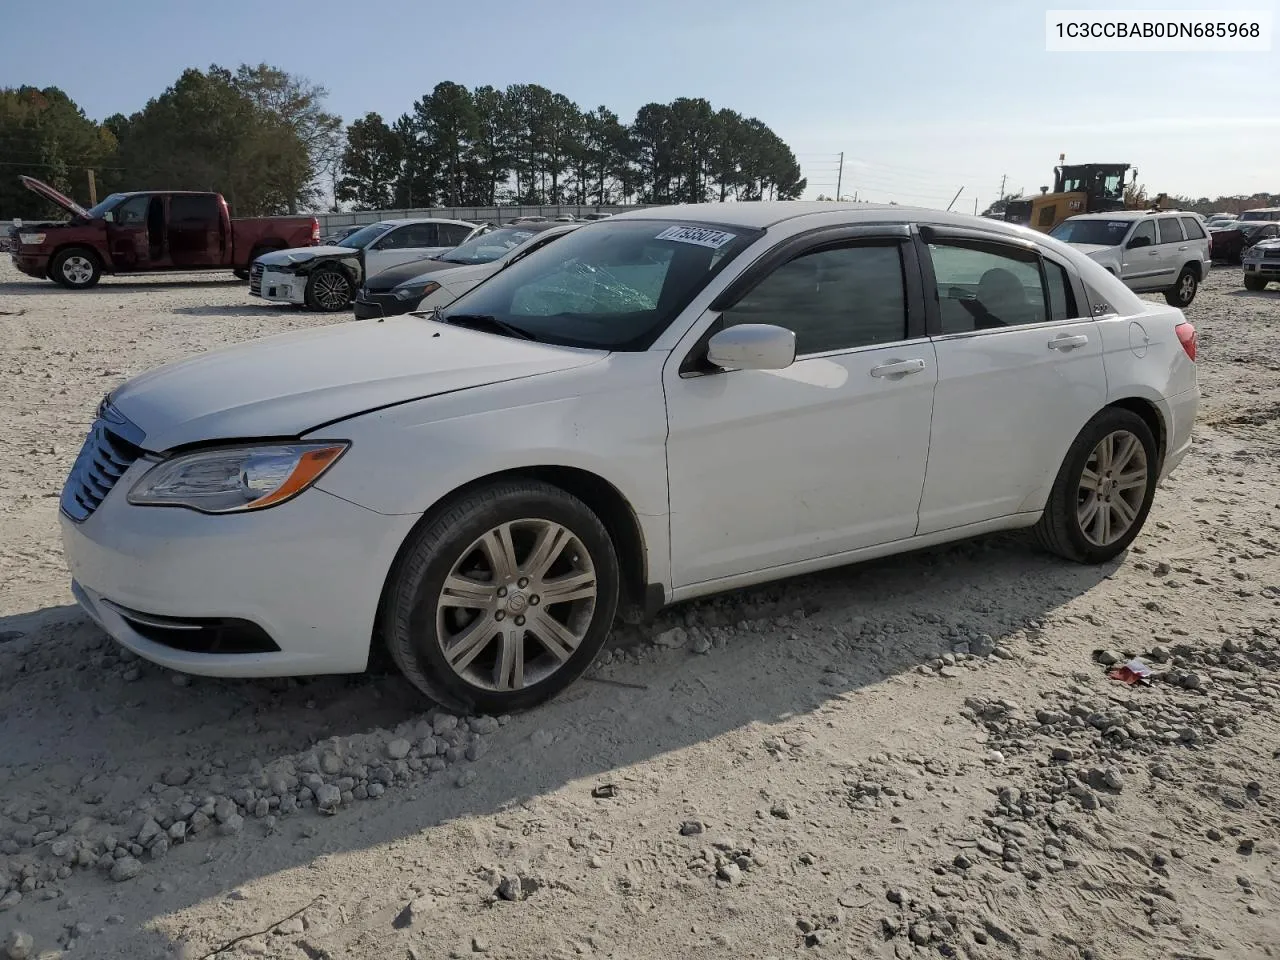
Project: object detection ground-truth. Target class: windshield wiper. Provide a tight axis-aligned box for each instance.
[439,312,537,341]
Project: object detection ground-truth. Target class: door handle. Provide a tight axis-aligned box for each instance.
[870,358,927,379]
[1048,334,1089,351]
[1178,245,1188,251]
[1148,250,1160,256]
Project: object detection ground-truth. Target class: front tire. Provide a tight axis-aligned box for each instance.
[1244,274,1268,292]
[50,248,101,289]
[304,265,354,311]
[1034,408,1159,565]
[381,480,621,714]
[1164,266,1198,307]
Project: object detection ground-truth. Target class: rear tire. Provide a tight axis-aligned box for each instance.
[1164,266,1198,307]
[1244,274,1268,292]
[50,248,101,289]
[381,480,620,714]
[233,245,271,281]
[1033,407,1159,565]
[304,265,353,311]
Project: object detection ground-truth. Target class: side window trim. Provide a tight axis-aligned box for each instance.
[1039,249,1090,321]
[912,224,1089,337]
[680,227,923,378]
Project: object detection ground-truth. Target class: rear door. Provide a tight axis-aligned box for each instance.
[1154,216,1187,285]
[168,195,224,267]
[916,225,1107,534]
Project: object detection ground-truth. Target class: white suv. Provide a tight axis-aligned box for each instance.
[1049,210,1211,308]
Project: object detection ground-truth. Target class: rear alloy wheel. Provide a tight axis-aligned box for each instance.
[304,266,354,311]
[50,248,101,289]
[382,480,620,714]
[1034,407,1158,564]
[1164,267,1198,307]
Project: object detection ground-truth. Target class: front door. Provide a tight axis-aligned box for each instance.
[364,223,441,279]
[664,230,938,588]
[915,227,1108,534]
[105,194,153,271]
[1118,219,1162,291]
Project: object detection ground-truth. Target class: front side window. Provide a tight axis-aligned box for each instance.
[1128,221,1157,247]
[721,242,907,355]
[379,223,439,249]
[928,241,1048,332]
[440,219,760,350]
[1156,217,1184,244]
[114,195,150,226]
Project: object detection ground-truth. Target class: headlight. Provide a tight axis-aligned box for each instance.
[394,281,441,301]
[128,442,348,513]
[19,232,46,245]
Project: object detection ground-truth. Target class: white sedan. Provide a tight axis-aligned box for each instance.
[59,203,1199,714]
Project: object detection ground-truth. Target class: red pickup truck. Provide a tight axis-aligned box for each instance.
[9,176,319,289]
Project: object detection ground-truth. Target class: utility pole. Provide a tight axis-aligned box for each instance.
[87,169,97,206]
[946,186,964,211]
[835,152,844,201]
[973,197,978,215]
[998,173,1007,201]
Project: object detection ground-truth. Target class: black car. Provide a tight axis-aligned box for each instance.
[1210,220,1280,264]
[351,222,572,320]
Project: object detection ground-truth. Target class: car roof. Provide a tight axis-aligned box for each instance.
[1244,207,1280,213]
[379,218,478,227]
[608,201,1064,239]
[1064,209,1199,222]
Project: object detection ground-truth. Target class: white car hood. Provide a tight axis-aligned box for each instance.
[1071,243,1115,258]
[257,245,358,266]
[108,318,605,452]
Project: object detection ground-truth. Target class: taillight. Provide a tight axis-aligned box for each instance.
[310,218,320,244]
[1175,321,1197,361]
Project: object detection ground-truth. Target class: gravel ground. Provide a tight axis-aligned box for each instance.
[1,260,1278,960]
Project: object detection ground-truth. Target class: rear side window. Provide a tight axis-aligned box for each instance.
[1156,218,1184,244]
[169,195,220,223]
[437,223,475,246]
[1180,217,1207,240]
[1043,260,1077,321]
[927,241,1048,332]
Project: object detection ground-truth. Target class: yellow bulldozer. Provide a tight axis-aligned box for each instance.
[998,157,1144,233]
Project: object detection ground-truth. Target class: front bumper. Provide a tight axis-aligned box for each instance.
[352,290,417,321]
[60,474,418,677]
[251,266,308,305]
[1244,258,1280,279]
[11,250,50,279]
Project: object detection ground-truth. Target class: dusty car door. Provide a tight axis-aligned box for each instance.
[105,195,154,271]
[663,225,938,587]
[915,225,1108,534]
[1118,219,1160,291]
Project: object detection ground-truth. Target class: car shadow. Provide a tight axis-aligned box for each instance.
[168,304,296,318]
[0,529,1118,956]
[0,277,245,297]
[1224,288,1278,299]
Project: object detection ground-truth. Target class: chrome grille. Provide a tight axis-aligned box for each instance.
[1264,248,1280,260]
[60,419,145,522]
[249,262,265,295]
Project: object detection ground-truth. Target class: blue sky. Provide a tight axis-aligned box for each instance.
[2,0,1277,210]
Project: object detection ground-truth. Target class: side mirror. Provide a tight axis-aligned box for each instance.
[706,323,796,371]
[1126,235,1151,249]
[102,211,114,223]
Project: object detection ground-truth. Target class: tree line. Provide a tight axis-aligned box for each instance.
[0,65,805,221]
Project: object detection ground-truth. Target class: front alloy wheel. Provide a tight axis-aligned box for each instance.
[305,267,353,311]
[437,519,598,692]
[382,480,620,713]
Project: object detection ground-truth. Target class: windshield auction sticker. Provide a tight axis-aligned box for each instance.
[655,225,738,249]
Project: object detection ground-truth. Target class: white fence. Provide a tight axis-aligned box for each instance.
[314,203,654,236]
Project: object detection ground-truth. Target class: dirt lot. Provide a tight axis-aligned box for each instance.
[1,260,1278,960]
